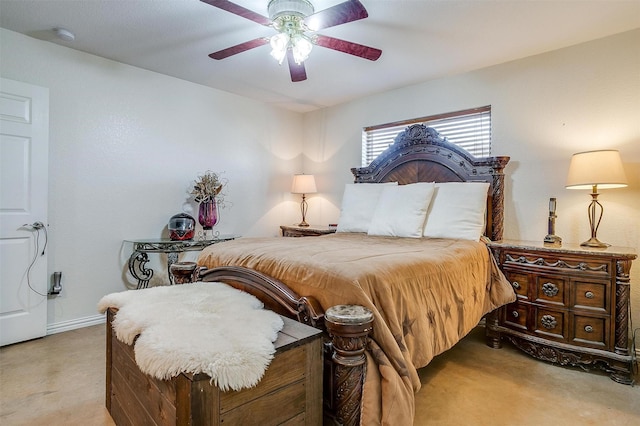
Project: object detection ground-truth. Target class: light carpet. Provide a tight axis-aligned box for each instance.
[97,282,284,391]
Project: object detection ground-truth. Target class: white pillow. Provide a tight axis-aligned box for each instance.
[336,183,397,233]
[368,182,436,238]
[423,182,490,241]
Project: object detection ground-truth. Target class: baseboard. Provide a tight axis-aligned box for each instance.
[47,314,106,335]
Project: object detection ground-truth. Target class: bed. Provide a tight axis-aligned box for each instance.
[194,124,516,425]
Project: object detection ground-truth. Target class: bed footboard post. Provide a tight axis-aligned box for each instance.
[324,305,374,426]
[485,308,503,349]
[169,261,199,284]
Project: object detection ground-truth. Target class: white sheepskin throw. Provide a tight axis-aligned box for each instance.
[97,282,284,391]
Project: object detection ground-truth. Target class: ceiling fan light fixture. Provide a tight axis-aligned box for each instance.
[203,0,381,82]
[291,34,313,64]
[270,33,289,64]
[268,5,314,66]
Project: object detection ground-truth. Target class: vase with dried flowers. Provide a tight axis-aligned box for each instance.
[190,171,226,238]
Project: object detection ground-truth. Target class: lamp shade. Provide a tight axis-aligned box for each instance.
[291,174,317,194]
[566,150,628,190]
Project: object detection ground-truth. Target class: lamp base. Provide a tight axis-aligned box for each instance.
[580,237,610,248]
[543,234,562,246]
[297,221,310,227]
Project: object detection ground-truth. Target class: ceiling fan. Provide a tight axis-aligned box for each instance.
[201,0,382,82]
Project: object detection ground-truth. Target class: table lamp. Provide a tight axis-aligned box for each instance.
[291,174,317,227]
[565,150,627,247]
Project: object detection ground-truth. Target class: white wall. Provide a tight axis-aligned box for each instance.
[1,29,304,330]
[303,29,640,330]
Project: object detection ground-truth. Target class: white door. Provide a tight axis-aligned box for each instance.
[0,78,49,346]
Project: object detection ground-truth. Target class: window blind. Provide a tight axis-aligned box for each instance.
[362,106,491,166]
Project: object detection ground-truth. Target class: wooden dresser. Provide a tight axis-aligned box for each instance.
[486,240,637,384]
[106,308,323,425]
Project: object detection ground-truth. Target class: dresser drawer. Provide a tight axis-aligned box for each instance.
[572,279,609,313]
[534,275,567,307]
[502,250,612,280]
[533,307,567,341]
[572,314,608,349]
[502,302,528,331]
[503,270,530,300]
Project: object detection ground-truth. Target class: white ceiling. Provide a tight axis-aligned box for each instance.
[1,0,639,113]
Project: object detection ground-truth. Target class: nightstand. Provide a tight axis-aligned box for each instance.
[486,240,637,384]
[280,224,337,237]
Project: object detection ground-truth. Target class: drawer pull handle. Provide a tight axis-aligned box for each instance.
[584,325,594,333]
[512,311,519,318]
[512,281,521,290]
[585,291,594,299]
[541,315,557,330]
[542,282,559,297]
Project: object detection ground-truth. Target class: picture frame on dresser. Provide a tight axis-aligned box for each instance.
[486,240,637,384]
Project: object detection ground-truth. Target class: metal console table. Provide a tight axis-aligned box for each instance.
[125,235,238,288]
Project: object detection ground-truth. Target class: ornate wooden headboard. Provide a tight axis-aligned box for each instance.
[351,124,510,241]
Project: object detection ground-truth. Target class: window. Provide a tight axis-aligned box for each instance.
[361,106,491,166]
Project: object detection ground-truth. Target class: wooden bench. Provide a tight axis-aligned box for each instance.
[106,307,323,425]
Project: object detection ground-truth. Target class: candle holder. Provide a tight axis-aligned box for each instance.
[544,197,562,245]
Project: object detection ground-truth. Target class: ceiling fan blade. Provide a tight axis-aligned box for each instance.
[314,35,381,61]
[304,0,368,31]
[287,50,307,82]
[209,38,269,60]
[201,0,272,26]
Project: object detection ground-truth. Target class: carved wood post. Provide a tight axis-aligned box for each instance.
[490,157,509,242]
[614,259,632,356]
[484,308,502,349]
[611,258,635,384]
[324,305,374,426]
[169,261,198,284]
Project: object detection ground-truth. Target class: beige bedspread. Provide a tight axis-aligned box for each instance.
[197,233,515,425]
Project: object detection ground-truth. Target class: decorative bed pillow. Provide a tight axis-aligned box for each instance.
[336,182,397,233]
[368,182,436,238]
[423,182,490,241]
